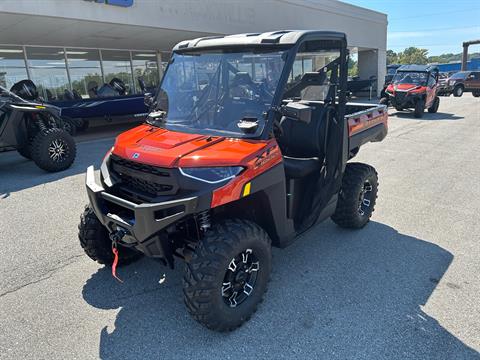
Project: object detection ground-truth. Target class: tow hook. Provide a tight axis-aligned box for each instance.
[109,229,126,243]
[109,229,126,283]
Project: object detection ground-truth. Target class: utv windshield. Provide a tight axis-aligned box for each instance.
[392,71,428,86]
[151,49,287,137]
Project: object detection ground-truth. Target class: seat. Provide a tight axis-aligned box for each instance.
[278,103,327,179]
[283,156,322,178]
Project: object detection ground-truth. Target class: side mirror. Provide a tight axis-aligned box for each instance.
[281,102,312,123]
[144,93,154,108]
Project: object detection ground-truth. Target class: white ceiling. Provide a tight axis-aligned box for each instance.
[0,13,214,51]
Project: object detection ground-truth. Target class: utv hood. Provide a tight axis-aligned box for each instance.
[391,83,426,92]
[112,124,267,168]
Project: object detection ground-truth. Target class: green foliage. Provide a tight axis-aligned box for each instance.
[397,47,429,65]
[348,57,358,77]
[386,50,398,65]
[428,52,480,64]
[388,47,480,66]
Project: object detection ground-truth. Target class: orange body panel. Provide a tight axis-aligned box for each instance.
[210,140,282,208]
[348,108,388,137]
[112,125,281,208]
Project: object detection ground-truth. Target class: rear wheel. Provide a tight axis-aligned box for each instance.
[414,99,424,118]
[183,219,272,332]
[453,85,464,97]
[61,117,77,136]
[78,205,141,266]
[30,128,76,172]
[331,163,378,229]
[428,96,440,113]
[17,144,32,159]
[473,91,480,98]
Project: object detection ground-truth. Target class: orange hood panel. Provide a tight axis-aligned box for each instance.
[112,125,268,168]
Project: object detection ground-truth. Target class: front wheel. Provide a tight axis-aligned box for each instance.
[379,97,389,106]
[428,96,440,113]
[414,99,424,118]
[473,91,480,98]
[331,163,378,229]
[30,128,76,172]
[78,205,141,266]
[453,85,464,97]
[183,219,272,332]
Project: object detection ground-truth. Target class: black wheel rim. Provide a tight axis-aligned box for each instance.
[222,249,259,308]
[358,180,373,216]
[48,139,68,162]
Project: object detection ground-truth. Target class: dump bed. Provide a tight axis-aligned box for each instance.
[346,103,388,151]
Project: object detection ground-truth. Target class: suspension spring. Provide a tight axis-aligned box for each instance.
[37,119,47,132]
[197,210,211,231]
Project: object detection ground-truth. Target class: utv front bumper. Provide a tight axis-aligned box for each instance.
[85,166,199,257]
[389,92,421,109]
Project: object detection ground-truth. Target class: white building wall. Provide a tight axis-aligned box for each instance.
[0,0,387,50]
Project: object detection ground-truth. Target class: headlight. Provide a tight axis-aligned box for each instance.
[448,80,456,86]
[179,167,244,184]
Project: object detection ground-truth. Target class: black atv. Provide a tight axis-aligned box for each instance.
[0,85,76,172]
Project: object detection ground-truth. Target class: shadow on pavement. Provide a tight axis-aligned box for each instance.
[0,138,114,195]
[82,221,479,359]
[392,111,464,121]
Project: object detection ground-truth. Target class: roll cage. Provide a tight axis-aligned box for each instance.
[156,31,348,141]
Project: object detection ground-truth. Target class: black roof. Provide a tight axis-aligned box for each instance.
[173,30,346,51]
[397,64,438,73]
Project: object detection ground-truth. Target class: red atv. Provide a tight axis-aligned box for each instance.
[79,30,388,331]
[380,65,440,118]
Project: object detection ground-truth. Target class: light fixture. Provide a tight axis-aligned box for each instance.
[135,53,156,57]
[0,49,23,53]
[58,51,88,55]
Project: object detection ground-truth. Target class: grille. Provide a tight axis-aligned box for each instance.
[395,91,407,102]
[110,155,177,196]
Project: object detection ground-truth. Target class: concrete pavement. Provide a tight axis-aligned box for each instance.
[0,95,479,359]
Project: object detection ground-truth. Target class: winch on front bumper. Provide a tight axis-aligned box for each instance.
[85,166,204,259]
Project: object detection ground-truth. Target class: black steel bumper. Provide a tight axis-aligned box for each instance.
[86,166,199,257]
[389,92,419,108]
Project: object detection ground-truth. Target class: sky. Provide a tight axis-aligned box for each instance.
[343,0,480,56]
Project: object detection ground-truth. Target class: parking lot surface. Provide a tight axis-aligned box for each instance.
[0,95,479,359]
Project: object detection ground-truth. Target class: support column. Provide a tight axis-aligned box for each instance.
[462,44,468,71]
[358,49,385,98]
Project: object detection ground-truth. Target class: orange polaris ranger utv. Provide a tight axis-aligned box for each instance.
[79,31,388,331]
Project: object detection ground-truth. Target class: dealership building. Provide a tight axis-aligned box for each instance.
[0,0,387,99]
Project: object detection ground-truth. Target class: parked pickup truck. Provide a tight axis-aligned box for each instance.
[78,30,387,332]
[444,71,480,97]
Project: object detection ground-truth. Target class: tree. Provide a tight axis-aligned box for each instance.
[397,47,429,65]
[386,50,398,65]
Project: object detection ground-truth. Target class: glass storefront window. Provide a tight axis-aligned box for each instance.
[0,45,28,90]
[101,50,134,96]
[131,51,159,94]
[26,47,70,101]
[66,48,102,99]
